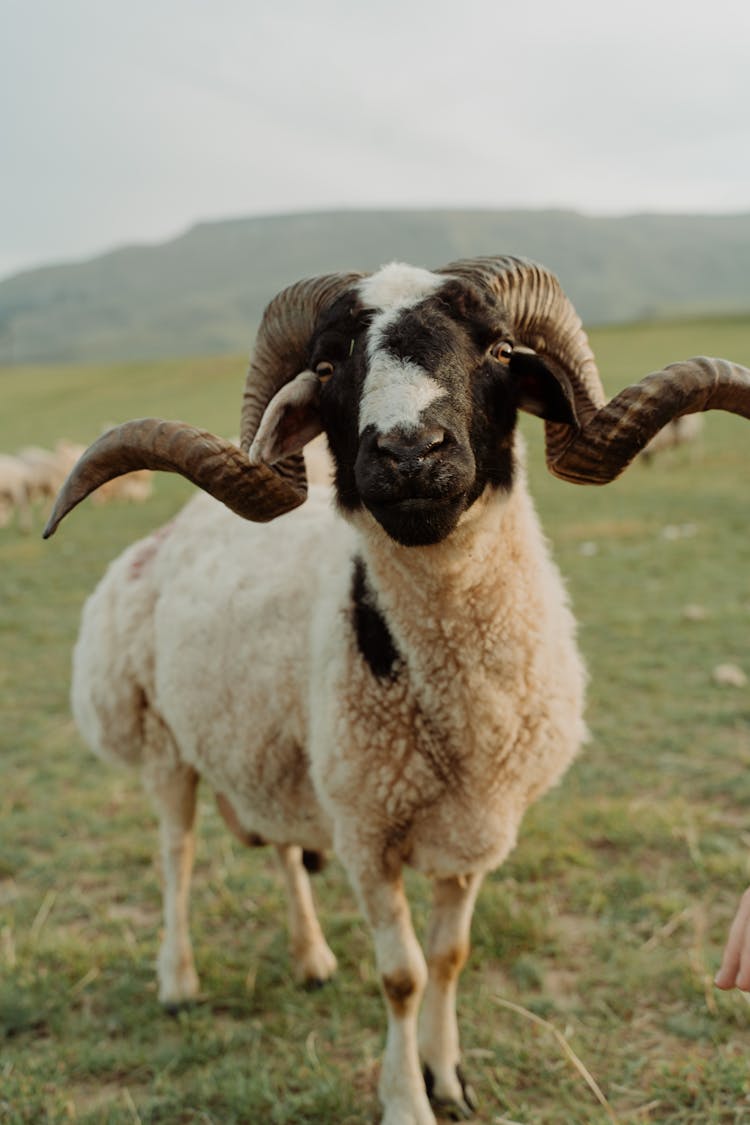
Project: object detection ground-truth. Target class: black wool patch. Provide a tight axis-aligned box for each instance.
[351,557,399,679]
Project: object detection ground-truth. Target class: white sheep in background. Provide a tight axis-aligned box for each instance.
[639,412,704,462]
[16,445,65,505]
[89,466,154,505]
[1,440,153,530]
[54,440,86,477]
[45,257,750,1124]
[54,440,155,506]
[4,442,79,527]
[0,453,32,530]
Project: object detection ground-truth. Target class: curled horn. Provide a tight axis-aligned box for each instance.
[546,357,750,484]
[240,271,364,452]
[42,419,306,538]
[442,256,750,482]
[43,272,361,538]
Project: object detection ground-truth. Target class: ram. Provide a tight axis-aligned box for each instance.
[0,453,32,530]
[16,444,68,506]
[45,258,750,1125]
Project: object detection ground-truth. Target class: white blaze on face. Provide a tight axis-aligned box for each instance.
[358,356,446,437]
[357,263,450,437]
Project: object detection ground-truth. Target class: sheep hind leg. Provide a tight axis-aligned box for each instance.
[276,844,337,987]
[419,873,483,1120]
[145,758,201,1012]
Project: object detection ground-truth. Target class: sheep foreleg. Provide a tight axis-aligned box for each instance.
[341,848,435,1125]
[419,873,482,1119]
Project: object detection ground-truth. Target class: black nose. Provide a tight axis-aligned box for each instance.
[375,427,446,466]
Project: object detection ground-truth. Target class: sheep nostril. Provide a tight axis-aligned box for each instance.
[421,428,446,457]
[376,428,447,463]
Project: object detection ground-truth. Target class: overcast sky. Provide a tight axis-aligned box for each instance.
[3,0,750,280]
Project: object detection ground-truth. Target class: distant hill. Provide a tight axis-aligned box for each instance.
[2,208,750,364]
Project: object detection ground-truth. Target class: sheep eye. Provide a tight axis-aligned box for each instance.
[315,361,335,383]
[490,341,514,365]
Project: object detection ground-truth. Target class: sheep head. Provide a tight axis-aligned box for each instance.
[249,263,580,545]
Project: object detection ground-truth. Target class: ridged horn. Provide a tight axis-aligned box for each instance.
[44,273,364,538]
[439,257,750,483]
[42,419,306,539]
[547,357,750,484]
[438,256,605,470]
[240,272,365,453]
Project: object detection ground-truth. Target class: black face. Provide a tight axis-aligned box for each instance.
[309,275,570,547]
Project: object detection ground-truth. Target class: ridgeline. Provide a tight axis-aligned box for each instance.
[2,208,749,364]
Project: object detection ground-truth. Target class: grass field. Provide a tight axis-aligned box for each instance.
[2,317,750,1124]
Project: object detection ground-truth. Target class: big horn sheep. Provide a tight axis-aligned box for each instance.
[45,258,750,1125]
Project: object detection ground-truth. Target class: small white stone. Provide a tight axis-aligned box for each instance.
[579,541,598,557]
[683,604,708,621]
[661,523,698,541]
[712,663,748,688]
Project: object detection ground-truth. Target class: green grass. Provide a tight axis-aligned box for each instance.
[2,318,750,1123]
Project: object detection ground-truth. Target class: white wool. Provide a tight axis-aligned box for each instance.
[357,262,444,313]
[73,453,585,883]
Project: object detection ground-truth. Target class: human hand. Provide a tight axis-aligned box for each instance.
[716,887,750,990]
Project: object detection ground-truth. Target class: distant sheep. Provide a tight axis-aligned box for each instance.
[16,445,66,505]
[0,441,154,529]
[640,412,704,462]
[45,257,750,1124]
[55,440,86,476]
[0,454,32,530]
[89,466,153,505]
[53,440,154,506]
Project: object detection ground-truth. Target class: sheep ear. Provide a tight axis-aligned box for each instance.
[248,371,323,465]
[512,348,579,427]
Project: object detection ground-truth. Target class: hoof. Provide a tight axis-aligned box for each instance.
[303,976,329,992]
[294,943,337,987]
[162,998,198,1018]
[423,1063,477,1120]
